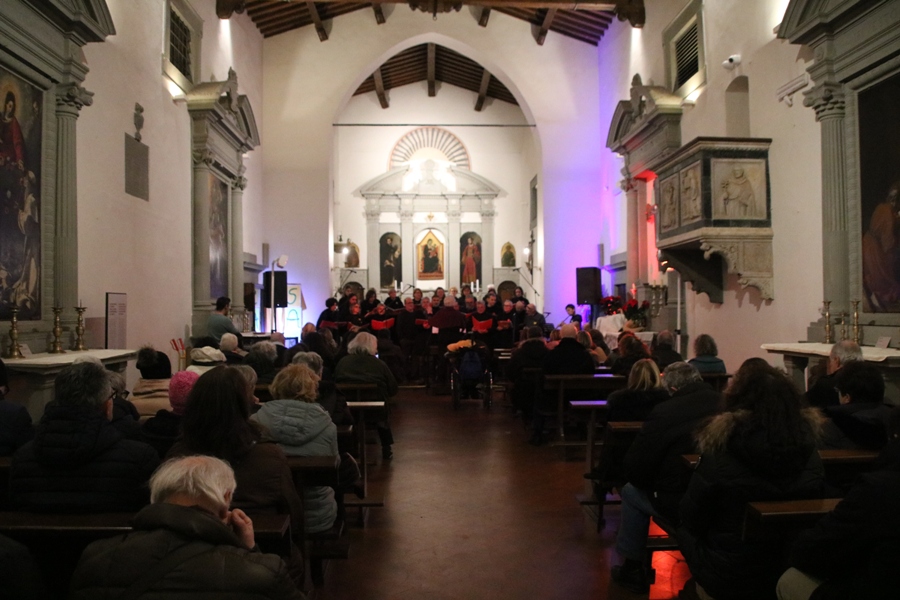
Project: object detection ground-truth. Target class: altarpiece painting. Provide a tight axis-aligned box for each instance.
[417,230,443,280]
[0,66,42,320]
[208,174,229,299]
[460,232,482,286]
[379,233,401,288]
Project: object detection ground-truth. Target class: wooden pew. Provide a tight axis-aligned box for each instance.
[683,449,879,471]
[334,383,386,521]
[543,374,626,444]
[700,372,732,392]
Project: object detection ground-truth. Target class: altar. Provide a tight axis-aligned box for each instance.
[4,349,136,421]
[762,342,900,406]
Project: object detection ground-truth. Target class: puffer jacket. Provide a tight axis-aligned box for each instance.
[678,408,826,600]
[69,503,305,600]
[10,404,159,512]
[819,402,892,450]
[252,400,337,534]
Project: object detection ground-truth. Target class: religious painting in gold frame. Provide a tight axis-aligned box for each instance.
[417,230,443,280]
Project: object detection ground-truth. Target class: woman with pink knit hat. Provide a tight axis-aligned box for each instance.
[140,370,199,458]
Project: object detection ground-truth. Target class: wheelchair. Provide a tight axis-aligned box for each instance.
[446,340,493,410]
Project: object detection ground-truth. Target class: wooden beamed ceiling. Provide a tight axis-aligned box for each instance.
[241,1,623,46]
[353,43,518,110]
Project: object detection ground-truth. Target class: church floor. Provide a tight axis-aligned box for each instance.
[318,388,691,599]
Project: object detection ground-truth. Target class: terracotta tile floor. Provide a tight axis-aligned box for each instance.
[319,389,690,599]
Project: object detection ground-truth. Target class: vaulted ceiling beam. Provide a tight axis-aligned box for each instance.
[479,7,491,26]
[374,68,389,109]
[306,2,329,41]
[475,69,492,112]
[536,7,557,45]
[427,43,436,97]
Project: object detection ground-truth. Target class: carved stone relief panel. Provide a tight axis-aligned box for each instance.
[658,174,680,233]
[710,158,767,220]
[679,161,703,225]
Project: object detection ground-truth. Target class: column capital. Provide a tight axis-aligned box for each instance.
[803,82,846,120]
[192,149,215,166]
[55,84,93,113]
[232,175,248,190]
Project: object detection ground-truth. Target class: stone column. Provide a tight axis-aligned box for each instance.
[623,177,639,290]
[804,41,849,313]
[400,208,414,291]
[230,171,247,313]
[481,208,495,287]
[636,179,650,283]
[191,151,214,335]
[365,200,380,290]
[54,84,93,320]
[448,204,461,289]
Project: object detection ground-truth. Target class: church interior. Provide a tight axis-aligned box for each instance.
[1,0,900,598]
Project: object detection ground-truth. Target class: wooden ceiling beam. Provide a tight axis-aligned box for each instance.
[427,43,436,97]
[372,2,386,24]
[475,69,492,112]
[536,8,557,45]
[374,68,389,109]
[303,0,615,8]
[479,7,491,26]
[306,2,329,41]
[254,7,305,28]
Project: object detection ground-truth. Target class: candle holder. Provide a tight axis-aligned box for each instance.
[851,300,860,345]
[73,305,87,351]
[648,285,667,318]
[822,300,833,344]
[5,306,23,359]
[49,306,66,354]
[838,313,848,342]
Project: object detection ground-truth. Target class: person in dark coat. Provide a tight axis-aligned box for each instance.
[651,330,683,372]
[818,360,892,451]
[611,335,652,377]
[506,326,550,420]
[0,357,33,455]
[611,361,721,594]
[687,333,727,374]
[9,361,160,512]
[245,341,279,385]
[804,340,862,410]
[676,363,826,600]
[69,455,304,600]
[141,370,199,458]
[0,533,47,599]
[606,358,670,422]
[316,297,340,329]
[777,409,900,600]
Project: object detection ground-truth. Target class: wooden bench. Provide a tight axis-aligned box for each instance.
[683,449,879,471]
[700,373,732,392]
[577,420,642,531]
[742,498,841,545]
[543,374,626,444]
[335,384,387,522]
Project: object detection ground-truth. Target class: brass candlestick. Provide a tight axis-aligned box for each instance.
[822,300,833,344]
[851,300,860,345]
[6,306,23,359]
[73,305,87,351]
[838,313,848,342]
[49,306,65,354]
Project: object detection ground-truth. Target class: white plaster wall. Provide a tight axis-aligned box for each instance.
[595,0,822,370]
[334,82,535,288]
[77,0,264,378]
[263,8,603,318]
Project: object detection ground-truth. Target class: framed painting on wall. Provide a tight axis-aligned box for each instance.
[417,230,443,280]
[460,232,482,286]
[208,173,229,299]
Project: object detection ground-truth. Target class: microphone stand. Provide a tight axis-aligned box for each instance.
[514,267,541,300]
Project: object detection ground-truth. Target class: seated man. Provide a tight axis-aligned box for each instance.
[507,326,549,422]
[0,357,34,456]
[522,303,546,330]
[69,456,304,600]
[207,296,242,344]
[610,361,721,593]
[10,361,160,512]
[651,330,683,372]
[819,360,892,451]
[805,340,863,409]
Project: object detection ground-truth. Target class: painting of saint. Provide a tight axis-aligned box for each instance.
[208,174,229,299]
[859,71,900,312]
[501,242,516,267]
[379,233,401,288]
[417,230,443,280]
[0,67,43,320]
[460,232,482,286]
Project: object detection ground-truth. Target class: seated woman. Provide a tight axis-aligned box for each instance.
[334,332,397,459]
[606,358,670,422]
[678,363,825,600]
[244,341,279,385]
[292,351,352,425]
[819,360,892,451]
[141,370,199,458]
[611,335,651,377]
[252,365,338,534]
[577,330,608,365]
[219,332,246,365]
[688,334,727,374]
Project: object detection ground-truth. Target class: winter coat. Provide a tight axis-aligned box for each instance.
[253,400,338,534]
[787,439,900,600]
[688,354,727,374]
[818,402,892,451]
[623,380,721,519]
[10,404,159,512]
[69,503,305,600]
[0,399,33,456]
[334,354,398,402]
[141,410,183,458]
[652,345,684,373]
[678,408,826,600]
[543,338,595,376]
[606,387,671,422]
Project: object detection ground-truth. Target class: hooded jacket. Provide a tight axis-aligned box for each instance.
[10,404,159,512]
[253,400,338,534]
[678,408,826,600]
[69,503,305,600]
[819,402,892,451]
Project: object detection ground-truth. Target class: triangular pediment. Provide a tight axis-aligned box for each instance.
[39,0,116,43]
[356,163,503,199]
[778,0,867,43]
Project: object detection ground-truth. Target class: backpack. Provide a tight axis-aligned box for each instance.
[458,350,483,382]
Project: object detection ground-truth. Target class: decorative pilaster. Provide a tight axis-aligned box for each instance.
[365,200,380,288]
[230,171,247,312]
[400,205,414,288]
[481,203,496,287]
[54,84,93,320]
[805,65,849,312]
[191,150,214,319]
[448,200,462,288]
[623,176,640,290]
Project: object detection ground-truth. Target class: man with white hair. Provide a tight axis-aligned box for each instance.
[69,456,304,599]
[806,340,864,409]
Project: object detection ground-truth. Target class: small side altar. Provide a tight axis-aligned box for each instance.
[4,349,136,420]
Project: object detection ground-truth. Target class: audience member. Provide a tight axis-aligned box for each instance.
[587,328,612,358]
[805,340,863,409]
[606,358,670,422]
[232,364,262,407]
[819,360,891,450]
[777,408,900,600]
[245,341,280,385]
[207,296,242,344]
[69,456,304,600]
[577,330,607,364]
[10,362,159,512]
[375,329,405,383]
[132,346,173,418]
[507,326,549,421]
[334,332,397,459]
[611,334,651,377]
[107,370,142,440]
[610,362,720,593]
[292,351,351,424]
[0,358,33,456]
[677,363,825,600]
[688,333,726,374]
[651,330,682,372]
[220,332,247,364]
[187,346,226,375]
[0,533,46,599]
[141,370,199,458]
[253,364,338,534]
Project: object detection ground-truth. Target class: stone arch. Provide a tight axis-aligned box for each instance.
[390,127,470,170]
